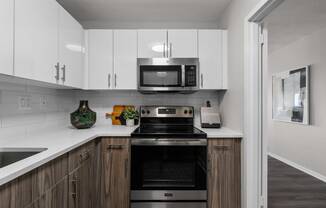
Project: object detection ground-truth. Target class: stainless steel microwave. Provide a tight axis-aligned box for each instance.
[137,58,199,93]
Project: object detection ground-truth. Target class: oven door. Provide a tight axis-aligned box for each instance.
[139,65,183,91]
[131,140,207,201]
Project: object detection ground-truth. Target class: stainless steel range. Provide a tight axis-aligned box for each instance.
[130,106,207,208]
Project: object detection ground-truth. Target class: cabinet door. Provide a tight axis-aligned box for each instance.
[68,141,96,208]
[101,138,130,208]
[87,30,113,89]
[26,177,68,208]
[15,0,59,84]
[113,30,137,89]
[59,6,84,88]
[137,30,167,58]
[198,30,223,89]
[168,30,198,58]
[208,139,241,208]
[0,0,14,75]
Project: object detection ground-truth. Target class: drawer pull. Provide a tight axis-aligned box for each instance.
[107,144,126,150]
[214,145,232,150]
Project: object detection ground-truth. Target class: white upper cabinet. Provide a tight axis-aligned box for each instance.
[59,7,84,88]
[137,30,167,58]
[168,30,198,58]
[198,30,228,90]
[113,30,137,90]
[87,30,113,89]
[15,0,59,84]
[0,0,14,76]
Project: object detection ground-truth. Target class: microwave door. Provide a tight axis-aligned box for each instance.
[139,66,182,89]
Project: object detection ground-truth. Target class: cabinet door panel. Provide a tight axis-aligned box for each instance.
[15,0,59,83]
[68,141,96,208]
[168,30,198,58]
[208,139,241,208]
[138,30,167,58]
[26,177,68,208]
[88,30,113,89]
[101,138,130,208]
[0,0,14,75]
[198,30,223,89]
[59,7,84,88]
[113,30,137,89]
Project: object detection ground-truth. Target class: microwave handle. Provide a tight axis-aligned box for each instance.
[181,65,186,87]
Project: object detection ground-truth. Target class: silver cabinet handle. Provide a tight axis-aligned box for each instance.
[108,74,111,88]
[201,73,204,88]
[169,43,172,57]
[163,43,166,57]
[54,62,60,81]
[114,74,117,88]
[61,64,66,82]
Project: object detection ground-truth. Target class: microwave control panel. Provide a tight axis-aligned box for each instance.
[185,65,197,86]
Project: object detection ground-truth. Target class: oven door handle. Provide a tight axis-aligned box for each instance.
[131,139,207,146]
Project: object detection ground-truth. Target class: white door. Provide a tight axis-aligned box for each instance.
[15,0,59,84]
[137,30,167,58]
[167,30,198,58]
[113,30,137,90]
[59,6,84,88]
[87,30,113,89]
[198,30,223,89]
[0,0,14,75]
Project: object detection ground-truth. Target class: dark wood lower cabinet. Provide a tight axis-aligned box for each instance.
[25,177,68,208]
[68,141,96,208]
[100,138,130,208]
[208,138,241,208]
[0,137,241,208]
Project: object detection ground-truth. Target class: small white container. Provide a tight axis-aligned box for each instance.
[126,119,135,127]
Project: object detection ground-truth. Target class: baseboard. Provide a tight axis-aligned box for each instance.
[269,152,326,183]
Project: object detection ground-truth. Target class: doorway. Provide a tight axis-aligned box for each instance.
[245,0,326,208]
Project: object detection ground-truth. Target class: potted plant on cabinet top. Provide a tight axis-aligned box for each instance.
[122,107,139,127]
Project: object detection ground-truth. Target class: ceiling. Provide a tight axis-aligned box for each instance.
[57,0,232,29]
[264,0,326,53]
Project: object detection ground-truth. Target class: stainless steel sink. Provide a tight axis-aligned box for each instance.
[0,148,48,168]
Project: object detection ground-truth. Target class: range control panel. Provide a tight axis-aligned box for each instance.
[140,106,194,118]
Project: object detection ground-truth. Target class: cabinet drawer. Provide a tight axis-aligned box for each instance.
[68,141,95,172]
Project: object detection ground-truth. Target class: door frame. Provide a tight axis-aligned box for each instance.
[243,1,284,208]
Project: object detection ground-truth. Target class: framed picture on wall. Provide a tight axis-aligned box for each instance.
[272,66,310,125]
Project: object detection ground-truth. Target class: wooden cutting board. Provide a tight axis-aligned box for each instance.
[106,105,135,125]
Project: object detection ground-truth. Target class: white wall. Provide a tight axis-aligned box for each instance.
[267,27,326,178]
[218,0,261,131]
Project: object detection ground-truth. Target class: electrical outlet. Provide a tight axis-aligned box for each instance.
[18,96,32,110]
[40,96,48,109]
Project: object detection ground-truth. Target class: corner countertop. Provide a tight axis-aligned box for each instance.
[0,125,242,186]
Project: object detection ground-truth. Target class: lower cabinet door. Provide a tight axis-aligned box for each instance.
[207,139,241,208]
[68,147,96,208]
[101,138,130,208]
[26,177,68,208]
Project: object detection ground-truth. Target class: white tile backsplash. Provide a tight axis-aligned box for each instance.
[0,80,221,141]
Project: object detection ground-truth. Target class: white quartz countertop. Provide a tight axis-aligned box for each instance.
[0,125,242,186]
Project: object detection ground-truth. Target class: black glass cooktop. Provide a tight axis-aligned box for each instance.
[131,125,207,138]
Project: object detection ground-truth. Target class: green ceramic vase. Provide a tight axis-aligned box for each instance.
[70,101,96,129]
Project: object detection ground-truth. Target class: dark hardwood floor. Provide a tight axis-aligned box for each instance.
[268,156,326,208]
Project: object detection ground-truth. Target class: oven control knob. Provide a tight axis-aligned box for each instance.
[189,110,193,114]
[184,110,188,114]
[147,110,150,114]
[141,110,146,114]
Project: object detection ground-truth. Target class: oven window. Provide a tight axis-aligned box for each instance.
[131,146,207,190]
[140,66,182,87]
